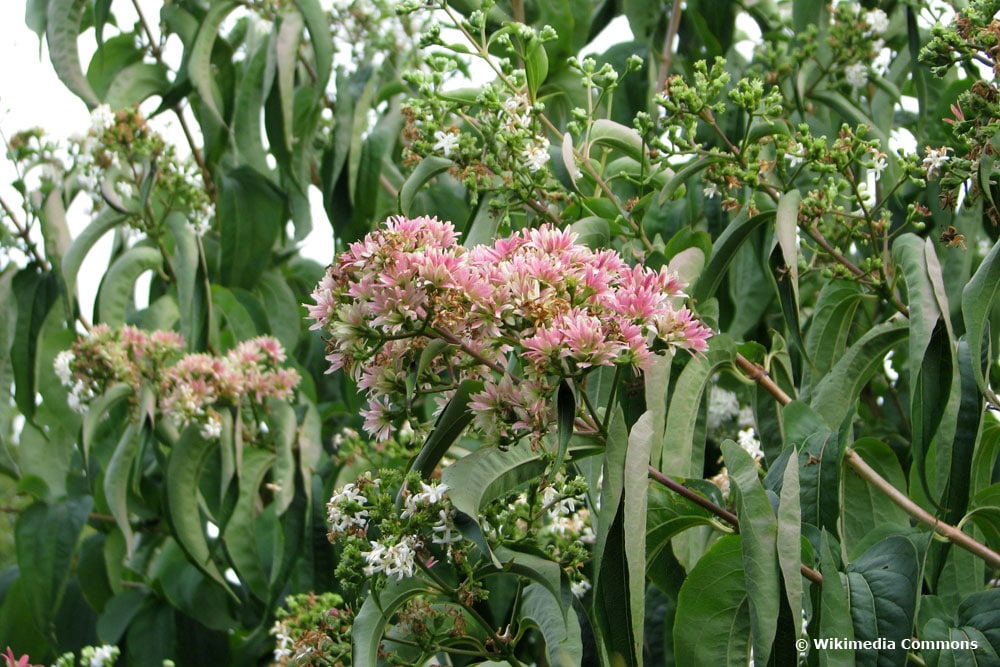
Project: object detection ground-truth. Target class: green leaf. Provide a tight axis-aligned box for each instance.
[818,532,855,667]
[722,440,780,665]
[399,156,453,218]
[782,401,842,534]
[921,589,1000,664]
[102,421,143,558]
[845,536,920,666]
[646,481,717,565]
[553,380,576,476]
[939,338,981,527]
[25,0,47,38]
[352,577,429,667]
[519,583,583,667]
[217,167,285,289]
[222,448,273,601]
[165,215,207,351]
[12,269,60,418]
[15,496,93,637]
[777,449,804,631]
[966,483,1000,552]
[46,0,98,106]
[524,36,549,100]
[292,0,333,97]
[808,89,888,146]
[270,399,297,516]
[105,62,170,108]
[774,189,801,307]
[81,383,133,464]
[810,318,909,428]
[62,209,125,301]
[165,427,232,596]
[673,534,752,665]
[253,271,301,352]
[660,335,736,475]
[97,245,163,327]
[588,119,645,162]
[410,379,482,479]
[962,237,1000,393]
[658,156,724,204]
[802,280,865,399]
[693,211,774,303]
[232,45,270,171]
[570,216,611,249]
[275,10,304,153]
[493,547,564,602]
[188,1,239,123]
[840,438,910,559]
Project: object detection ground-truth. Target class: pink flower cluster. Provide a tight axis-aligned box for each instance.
[56,326,300,439]
[308,216,712,444]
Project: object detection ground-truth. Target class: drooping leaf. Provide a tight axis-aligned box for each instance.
[673,534,752,665]
[97,245,163,327]
[188,1,239,123]
[410,379,482,479]
[801,280,865,400]
[275,10,304,154]
[840,438,910,559]
[962,238,1000,393]
[693,211,775,303]
[723,440,780,665]
[352,577,429,667]
[221,448,274,601]
[817,532,855,667]
[217,167,286,290]
[777,449,805,633]
[782,401,842,533]
[519,583,583,667]
[921,588,1000,665]
[15,496,93,637]
[844,536,920,666]
[399,156,453,218]
[12,269,60,418]
[102,421,140,558]
[46,0,98,106]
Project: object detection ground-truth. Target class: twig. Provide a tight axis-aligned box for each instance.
[647,466,824,585]
[736,350,1000,570]
[0,194,50,270]
[657,0,685,93]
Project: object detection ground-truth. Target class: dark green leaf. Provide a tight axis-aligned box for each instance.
[97,245,163,327]
[12,269,59,418]
[352,577,429,667]
[962,237,1000,392]
[46,0,98,106]
[221,448,273,601]
[519,583,582,667]
[188,1,239,122]
[411,379,482,479]
[217,167,285,289]
[399,156,453,218]
[841,438,910,559]
[693,211,774,303]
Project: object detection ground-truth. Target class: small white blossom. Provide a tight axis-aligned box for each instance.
[703,182,720,199]
[199,413,223,440]
[923,146,951,178]
[54,350,75,386]
[865,9,889,35]
[571,578,592,598]
[364,536,419,580]
[738,427,764,462]
[845,62,869,89]
[431,509,462,545]
[432,130,460,158]
[522,139,551,172]
[81,644,120,667]
[786,142,805,168]
[542,485,576,518]
[90,104,115,134]
[883,351,899,385]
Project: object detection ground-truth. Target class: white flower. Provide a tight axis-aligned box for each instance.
[431,509,462,545]
[364,536,419,580]
[54,350,75,386]
[542,485,576,518]
[703,182,720,199]
[90,104,115,134]
[83,645,120,667]
[923,146,951,178]
[856,182,876,209]
[522,139,551,172]
[571,578,592,598]
[738,427,764,462]
[871,150,888,181]
[199,413,223,440]
[883,351,899,385]
[845,62,868,89]
[786,141,805,168]
[432,130,460,158]
[709,469,731,500]
[708,387,740,431]
[737,406,755,429]
[865,9,889,35]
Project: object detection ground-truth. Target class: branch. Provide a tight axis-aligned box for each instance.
[736,351,1000,570]
[647,466,824,585]
[657,0,684,93]
[0,194,50,271]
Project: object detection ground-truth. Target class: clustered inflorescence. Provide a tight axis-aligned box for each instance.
[54,325,300,438]
[307,215,713,446]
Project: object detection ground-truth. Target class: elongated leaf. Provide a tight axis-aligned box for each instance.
[693,211,775,303]
[646,481,717,566]
[217,167,285,290]
[352,577,429,667]
[845,536,920,666]
[723,440,780,665]
[275,10,303,153]
[660,335,736,475]
[12,269,60,418]
[519,583,582,667]
[188,1,238,122]
[623,412,655,662]
[962,239,1000,393]
[493,547,564,602]
[81,383,133,465]
[411,379,482,479]
[165,427,231,595]
[553,380,576,476]
[46,0,98,106]
[105,62,170,108]
[840,438,910,559]
[399,156,453,218]
[165,215,206,351]
[524,36,548,100]
[270,400,297,515]
[98,245,163,326]
[782,401,842,533]
[810,318,909,428]
[16,496,93,637]
[673,535,752,665]
[292,0,332,96]
[102,421,140,557]
[775,189,801,306]
[921,588,1000,665]
[589,119,645,162]
[62,209,125,300]
[809,89,888,146]
[802,280,865,399]
[777,449,804,631]
[222,448,274,601]
[253,271,300,352]
[818,532,855,667]
[658,155,724,204]
[940,339,982,526]
[232,45,270,171]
